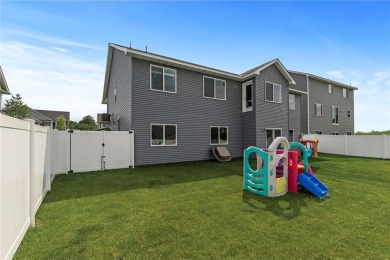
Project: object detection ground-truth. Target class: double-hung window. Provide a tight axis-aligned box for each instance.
[265,82,282,103]
[203,77,226,100]
[210,126,228,145]
[332,106,339,125]
[150,65,177,93]
[289,94,295,110]
[315,103,323,116]
[315,130,323,135]
[343,88,350,98]
[151,124,177,146]
[266,129,282,147]
[347,110,351,118]
[328,84,334,94]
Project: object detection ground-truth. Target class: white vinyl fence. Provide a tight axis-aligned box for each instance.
[50,130,134,174]
[0,113,135,260]
[0,115,51,260]
[303,134,390,159]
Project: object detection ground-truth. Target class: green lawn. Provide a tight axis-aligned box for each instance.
[15,154,390,259]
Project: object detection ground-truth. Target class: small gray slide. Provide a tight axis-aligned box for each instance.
[211,146,232,162]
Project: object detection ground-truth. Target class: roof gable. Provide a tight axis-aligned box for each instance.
[241,59,296,84]
[34,109,70,121]
[0,66,11,95]
[102,44,296,103]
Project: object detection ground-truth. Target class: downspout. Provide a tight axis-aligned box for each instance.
[306,75,310,134]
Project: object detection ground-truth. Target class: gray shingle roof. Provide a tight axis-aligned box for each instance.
[34,110,70,121]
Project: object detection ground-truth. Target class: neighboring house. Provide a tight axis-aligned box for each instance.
[29,108,70,129]
[289,71,357,136]
[102,43,357,165]
[0,66,11,112]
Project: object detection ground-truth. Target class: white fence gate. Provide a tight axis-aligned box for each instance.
[51,130,134,174]
[303,134,390,159]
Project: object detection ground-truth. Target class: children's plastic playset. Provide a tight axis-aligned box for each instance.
[243,137,329,199]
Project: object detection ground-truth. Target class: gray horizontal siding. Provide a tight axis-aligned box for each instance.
[289,72,308,93]
[107,48,132,131]
[288,94,301,142]
[300,94,309,134]
[255,65,289,148]
[309,78,354,134]
[132,58,243,165]
[242,77,256,150]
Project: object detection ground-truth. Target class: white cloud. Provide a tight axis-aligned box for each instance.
[326,70,345,80]
[5,29,104,51]
[352,68,390,131]
[50,46,69,53]
[0,41,106,121]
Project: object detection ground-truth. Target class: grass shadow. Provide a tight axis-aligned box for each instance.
[242,190,308,220]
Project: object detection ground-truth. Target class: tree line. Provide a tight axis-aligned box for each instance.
[2,93,100,131]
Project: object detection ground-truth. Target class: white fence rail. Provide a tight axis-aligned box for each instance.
[0,115,50,260]
[303,134,389,159]
[1,113,135,260]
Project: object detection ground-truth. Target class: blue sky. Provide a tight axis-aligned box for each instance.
[1,1,389,131]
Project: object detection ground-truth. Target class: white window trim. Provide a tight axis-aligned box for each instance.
[315,130,323,135]
[265,81,282,104]
[332,106,339,125]
[242,80,253,113]
[289,94,296,110]
[114,87,117,103]
[210,126,229,145]
[203,76,226,101]
[150,123,177,147]
[265,128,283,147]
[328,84,334,94]
[315,103,323,117]
[150,64,177,94]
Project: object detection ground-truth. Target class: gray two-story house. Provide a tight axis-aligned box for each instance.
[102,43,356,165]
[289,71,357,135]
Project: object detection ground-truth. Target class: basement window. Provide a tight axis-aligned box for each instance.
[151,124,177,146]
[210,126,228,145]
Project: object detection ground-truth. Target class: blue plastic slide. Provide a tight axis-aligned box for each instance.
[298,172,329,199]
